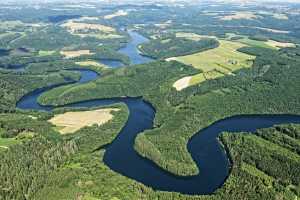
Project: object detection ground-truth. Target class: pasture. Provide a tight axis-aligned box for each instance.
[0,138,18,150]
[169,40,255,90]
[169,40,254,72]
[227,33,296,49]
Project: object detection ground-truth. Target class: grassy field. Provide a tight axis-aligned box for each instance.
[169,40,255,89]
[227,33,295,49]
[0,32,16,39]
[236,37,275,49]
[48,108,119,134]
[0,137,19,150]
[170,40,254,72]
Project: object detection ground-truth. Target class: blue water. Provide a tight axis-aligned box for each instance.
[98,30,152,67]
[0,49,10,57]
[118,30,153,65]
[16,69,99,111]
[99,59,124,68]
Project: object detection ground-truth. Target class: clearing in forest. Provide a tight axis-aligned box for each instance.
[265,40,296,49]
[173,76,192,91]
[226,33,296,49]
[169,40,255,90]
[104,10,128,19]
[61,21,122,39]
[220,12,259,20]
[61,21,115,33]
[49,108,119,134]
[60,50,94,59]
[39,50,56,56]
[75,60,107,68]
[175,32,217,41]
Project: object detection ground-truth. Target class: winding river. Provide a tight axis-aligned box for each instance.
[16,31,300,195]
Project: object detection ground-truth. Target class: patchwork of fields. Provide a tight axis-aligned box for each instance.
[227,33,296,49]
[61,20,123,39]
[170,32,297,91]
[170,40,255,90]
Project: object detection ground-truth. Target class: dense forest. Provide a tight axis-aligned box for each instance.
[0,70,80,112]
[0,104,128,200]
[139,36,219,59]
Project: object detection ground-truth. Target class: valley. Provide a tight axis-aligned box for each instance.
[0,1,300,200]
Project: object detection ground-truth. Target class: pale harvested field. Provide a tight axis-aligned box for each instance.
[253,26,290,34]
[154,20,172,29]
[220,12,258,21]
[49,108,119,134]
[75,61,107,68]
[61,21,123,39]
[39,50,56,56]
[265,40,296,49]
[175,32,217,41]
[272,13,288,20]
[60,50,94,59]
[75,33,123,39]
[104,10,128,19]
[173,76,192,91]
[74,16,100,22]
[61,21,115,33]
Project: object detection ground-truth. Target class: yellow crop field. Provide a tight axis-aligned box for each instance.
[75,61,107,68]
[61,21,122,39]
[220,12,259,21]
[60,50,94,59]
[49,108,119,134]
